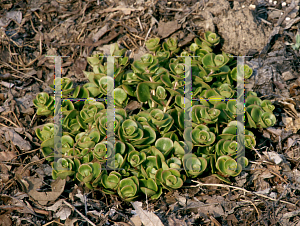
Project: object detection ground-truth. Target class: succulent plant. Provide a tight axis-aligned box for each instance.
[34,30,278,200]
[191,124,216,146]
[117,176,139,201]
[50,78,74,96]
[101,171,122,194]
[145,37,161,52]
[183,153,207,178]
[139,178,163,200]
[52,158,80,180]
[76,162,102,189]
[216,155,248,177]
[33,92,55,116]
[156,168,185,191]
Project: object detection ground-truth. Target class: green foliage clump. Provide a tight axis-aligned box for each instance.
[33,31,277,200]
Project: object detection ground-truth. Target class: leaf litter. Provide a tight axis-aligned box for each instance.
[0,0,300,225]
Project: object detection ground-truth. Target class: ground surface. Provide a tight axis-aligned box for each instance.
[0,0,300,225]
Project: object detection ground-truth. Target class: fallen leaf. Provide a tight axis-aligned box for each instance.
[44,199,64,212]
[0,11,22,28]
[23,177,65,205]
[3,128,31,151]
[64,218,78,226]
[158,21,181,38]
[0,214,12,226]
[0,151,16,162]
[54,205,72,220]
[129,215,142,226]
[262,151,284,164]
[131,201,164,226]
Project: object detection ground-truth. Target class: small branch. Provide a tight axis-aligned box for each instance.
[63,200,96,226]
[191,180,296,206]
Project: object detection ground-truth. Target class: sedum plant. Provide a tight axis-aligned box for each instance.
[33,31,277,201]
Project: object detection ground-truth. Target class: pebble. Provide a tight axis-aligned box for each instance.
[269,0,272,4]
[249,4,256,10]
[282,2,287,7]
[286,17,291,21]
[273,1,277,5]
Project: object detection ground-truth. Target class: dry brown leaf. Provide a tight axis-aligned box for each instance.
[54,205,72,220]
[157,21,181,38]
[0,214,12,226]
[129,215,142,226]
[23,177,65,205]
[282,114,300,133]
[3,128,31,151]
[131,201,164,226]
[0,151,16,162]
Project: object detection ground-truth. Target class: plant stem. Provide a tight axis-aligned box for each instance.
[163,81,178,113]
[149,77,157,108]
[163,95,173,113]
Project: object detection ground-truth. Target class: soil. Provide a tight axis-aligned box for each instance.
[1,0,300,225]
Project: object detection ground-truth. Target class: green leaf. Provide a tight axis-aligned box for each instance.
[114,88,127,104]
[155,138,173,156]
[137,83,151,102]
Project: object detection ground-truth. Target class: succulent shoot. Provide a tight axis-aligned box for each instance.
[33,30,277,199]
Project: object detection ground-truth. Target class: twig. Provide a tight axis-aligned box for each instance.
[137,17,143,31]
[191,180,296,206]
[269,170,289,184]
[63,200,96,226]
[143,27,152,48]
[29,112,37,128]
[241,200,260,218]
[0,61,44,83]
[11,147,41,160]
[0,116,19,128]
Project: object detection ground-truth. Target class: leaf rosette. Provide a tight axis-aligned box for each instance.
[156,168,185,191]
[139,178,163,200]
[132,54,159,75]
[191,125,216,146]
[117,176,139,201]
[119,119,156,147]
[216,155,248,177]
[101,171,122,194]
[215,139,241,157]
[36,123,55,142]
[162,37,180,54]
[259,112,276,128]
[128,150,147,168]
[33,92,55,116]
[150,109,174,133]
[145,37,160,52]
[200,31,220,47]
[192,105,221,124]
[183,153,207,178]
[166,157,182,169]
[50,78,74,96]
[52,158,80,180]
[75,129,101,149]
[76,162,102,189]
[261,100,275,112]
[202,52,230,71]
[230,64,253,81]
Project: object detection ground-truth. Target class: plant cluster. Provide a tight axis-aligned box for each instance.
[33,31,277,201]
